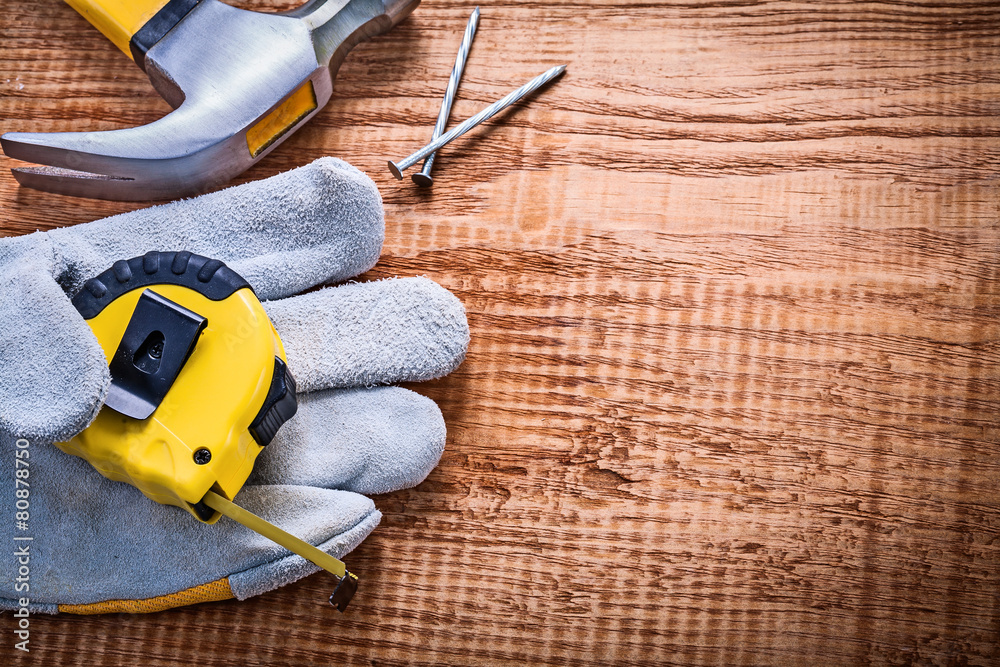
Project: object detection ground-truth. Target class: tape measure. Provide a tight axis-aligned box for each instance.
[58,251,357,610]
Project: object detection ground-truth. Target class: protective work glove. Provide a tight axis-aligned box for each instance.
[0,158,468,613]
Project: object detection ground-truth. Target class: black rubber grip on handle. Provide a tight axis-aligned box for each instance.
[130,0,203,69]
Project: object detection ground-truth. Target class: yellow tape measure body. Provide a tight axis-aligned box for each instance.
[58,252,295,523]
[58,252,356,609]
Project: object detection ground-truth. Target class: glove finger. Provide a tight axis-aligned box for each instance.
[265,277,469,392]
[47,157,384,300]
[0,434,380,611]
[0,244,109,442]
[247,386,446,496]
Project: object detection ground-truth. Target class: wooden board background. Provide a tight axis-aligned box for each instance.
[2,0,999,664]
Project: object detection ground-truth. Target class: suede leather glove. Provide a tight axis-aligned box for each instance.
[0,158,468,613]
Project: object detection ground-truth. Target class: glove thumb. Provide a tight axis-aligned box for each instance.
[0,238,109,442]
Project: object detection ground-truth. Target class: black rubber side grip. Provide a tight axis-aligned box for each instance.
[249,357,298,447]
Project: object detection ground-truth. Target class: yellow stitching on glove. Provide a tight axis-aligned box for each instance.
[58,577,234,614]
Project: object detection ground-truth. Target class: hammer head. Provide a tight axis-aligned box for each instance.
[1,0,418,200]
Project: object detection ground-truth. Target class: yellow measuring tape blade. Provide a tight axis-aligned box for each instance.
[202,490,347,579]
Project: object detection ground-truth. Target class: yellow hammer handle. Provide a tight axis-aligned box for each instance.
[202,491,349,579]
[64,0,171,58]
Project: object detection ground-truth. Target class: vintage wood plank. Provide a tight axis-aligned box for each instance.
[1,0,998,664]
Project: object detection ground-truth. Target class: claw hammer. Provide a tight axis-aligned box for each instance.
[0,0,419,200]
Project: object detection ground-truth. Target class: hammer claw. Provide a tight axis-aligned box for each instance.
[10,166,135,201]
[1,124,242,201]
[2,134,133,199]
[3,132,133,178]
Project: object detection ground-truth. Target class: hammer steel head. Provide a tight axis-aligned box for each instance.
[0,0,419,200]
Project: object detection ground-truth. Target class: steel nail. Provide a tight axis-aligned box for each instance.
[389,64,567,180]
[412,7,480,187]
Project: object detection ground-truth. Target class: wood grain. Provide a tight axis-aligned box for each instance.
[1,0,999,665]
